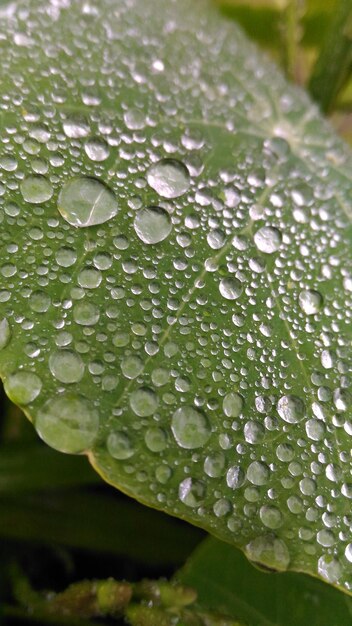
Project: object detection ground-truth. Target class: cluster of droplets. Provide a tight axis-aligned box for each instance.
[0,0,351,590]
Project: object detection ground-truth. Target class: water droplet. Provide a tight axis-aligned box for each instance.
[171,406,211,449]
[246,461,269,485]
[226,466,245,489]
[49,349,84,383]
[219,277,243,300]
[244,420,265,444]
[0,318,11,350]
[259,505,283,529]
[179,477,205,507]
[298,289,323,315]
[277,395,305,423]
[318,555,342,584]
[20,175,53,204]
[57,177,118,227]
[78,268,102,289]
[204,452,225,478]
[4,370,42,404]
[147,158,190,198]
[63,115,89,138]
[245,535,290,571]
[55,246,77,267]
[145,427,167,452]
[134,206,172,244]
[254,226,282,254]
[223,392,243,417]
[84,137,110,161]
[130,387,158,416]
[29,290,51,313]
[121,355,143,379]
[107,431,135,460]
[73,301,100,326]
[35,393,99,453]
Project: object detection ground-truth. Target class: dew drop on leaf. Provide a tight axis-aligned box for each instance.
[253,226,282,254]
[277,395,306,423]
[171,406,211,449]
[57,177,118,227]
[219,277,243,300]
[0,318,11,350]
[20,175,53,204]
[35,393,99,453]
[134,206,172,244]
[147,158,190,198]
[4,371,42,404]
[49,349,85,383]
[298,289,324,315]
[129,387,158,416]
[107,431,135,460]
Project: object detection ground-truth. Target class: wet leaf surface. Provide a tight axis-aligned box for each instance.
[0,0,351,592]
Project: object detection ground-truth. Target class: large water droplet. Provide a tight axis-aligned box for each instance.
[73,301,100,326]
[318,555,342,584]
[57,177,118,227]
[49,349,85,383]
[20,175,53,204]
[277,395,305,423]
[259,505,283,529]
[171,406,211,449]
[147,158,190,198]
[4,370,42,404]
[254,226,282,254]
[134,206,172,244]
[107,431,135,459]
[145,427,167,452]
[35,393,99,453]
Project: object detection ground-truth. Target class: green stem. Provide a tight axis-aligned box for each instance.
[283,0,302,82]
[308,0,352,113]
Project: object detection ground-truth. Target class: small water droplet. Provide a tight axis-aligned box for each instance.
[254,226,282,254]
[4,370,42,404]
[58,177,118,227]
[147,158,190,198]
[49,349,85,383]
[171,406,211,449]
[134,206,172,244]
[35,393,99,453]
[20,175,53,204]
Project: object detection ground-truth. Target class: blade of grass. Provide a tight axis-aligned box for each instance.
[308,0,352,112]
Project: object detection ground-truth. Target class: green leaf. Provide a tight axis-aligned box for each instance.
[0,0,351,593]
[178,537,352,626]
